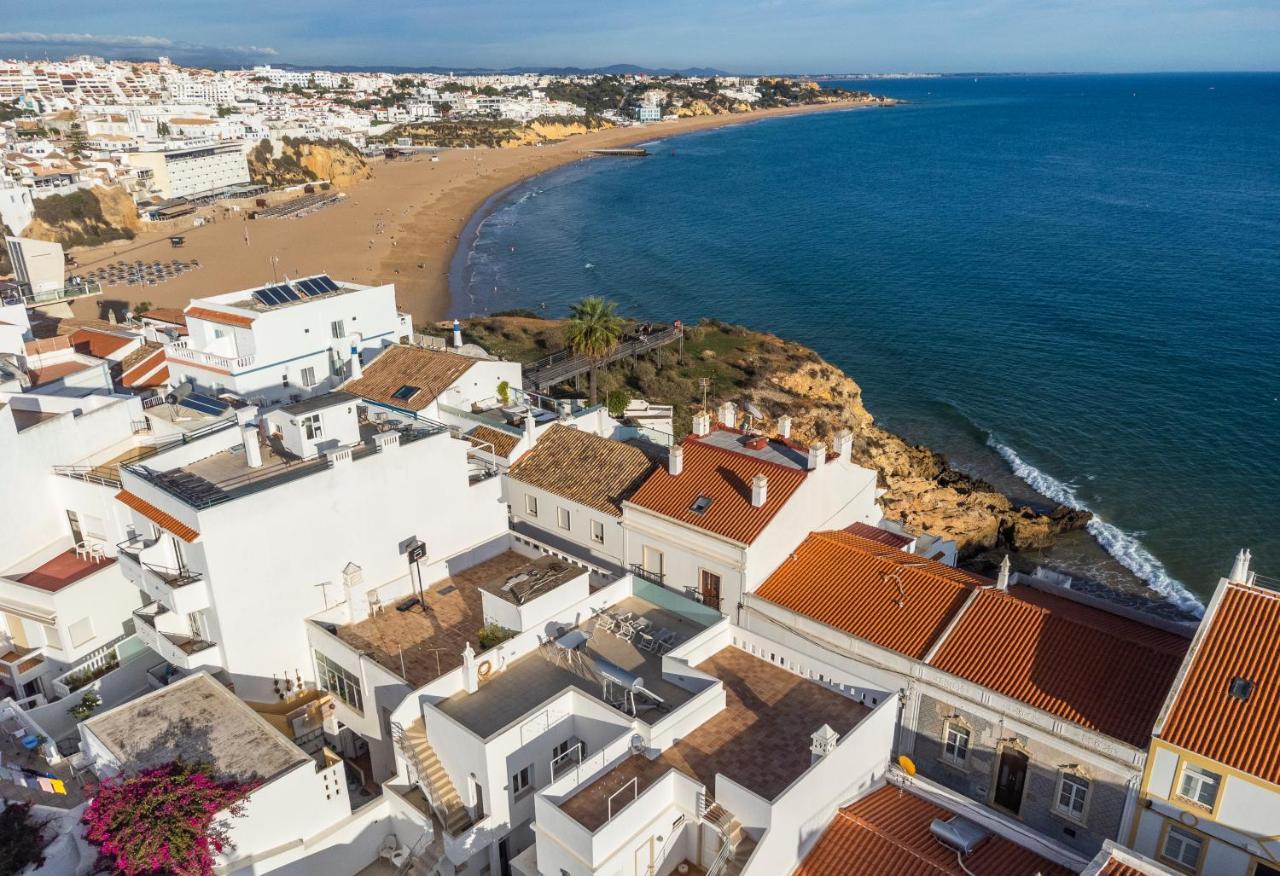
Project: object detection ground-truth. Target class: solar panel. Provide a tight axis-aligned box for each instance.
[179,393,230,416]
[252,290,275,306]
[255,286,285,306]
[316,275,339,293]
[276,285,301,302]
[296,278,320,297]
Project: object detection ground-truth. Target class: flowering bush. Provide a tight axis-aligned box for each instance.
[83,761,255,876]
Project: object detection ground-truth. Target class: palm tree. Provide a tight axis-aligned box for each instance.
[565,296,625,406]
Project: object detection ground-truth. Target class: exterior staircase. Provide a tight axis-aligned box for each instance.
[393,718,475,836]
[702,800,756,876]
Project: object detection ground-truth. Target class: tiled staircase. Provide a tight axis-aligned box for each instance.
[703,801,757,876]
[394,718,474,836]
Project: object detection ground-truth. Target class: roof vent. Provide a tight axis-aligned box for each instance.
[690,496,713,515]
[929,816,991,857]
[1229,677,1254,702]
[745,435,768,451]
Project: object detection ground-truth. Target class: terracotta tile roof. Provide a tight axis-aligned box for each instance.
[795,784,1073,876]
[142,307,188,328]
[929,585,1189,747]
[24,335,71,354]
[115,490,199,542]
[184,306,255,329]
[755,530,985,659]
[466,424,521,459]
[845,521,915,549]
[1159,582,1280,785]
[626,437,807,544]
[1096,858,1154,876]
[69,328,132,358]
[508,424,653,517]
[343,345,475,411]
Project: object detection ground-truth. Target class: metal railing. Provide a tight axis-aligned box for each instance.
[630,564,666,586]
[0,279,102,307]
[165,340,255,372]
[51,465,122,488]
[524,325,683,391]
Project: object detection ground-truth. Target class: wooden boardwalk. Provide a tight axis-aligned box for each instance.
[523,325,682,391]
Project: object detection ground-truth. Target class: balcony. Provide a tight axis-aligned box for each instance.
[0,279,102,308]
[630,563,666,587]
[132,603,222,671]
[164,339,255,373]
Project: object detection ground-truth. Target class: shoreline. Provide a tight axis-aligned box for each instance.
[63,99,894,327]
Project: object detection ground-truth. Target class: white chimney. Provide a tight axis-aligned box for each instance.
[718,401,736,428]
[807,442,827,471]
[1229,548,1253,584]
[524,410,538,446]
[692,411,712,437]
[341,562,363,622]
[810,724,839,765]
[462,641,479,693]
[242,423,262,468]
[834,429,853,463]
[452,319,463,349]
[349,350,363,381]
[997,555,1011,591]
[777,415,792,439]
[751,473,768,508]
[234,404,258,427]
[669,444,684,476]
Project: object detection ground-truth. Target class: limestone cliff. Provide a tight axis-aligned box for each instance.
[25,185,141,249]
[249,137,371,189]
[388,117,612,149]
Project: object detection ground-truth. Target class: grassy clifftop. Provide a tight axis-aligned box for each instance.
[25,185,140,249]
[249,137,371,189]
[460,314,1091,559]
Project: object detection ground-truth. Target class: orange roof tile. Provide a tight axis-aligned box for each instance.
[69,328,132,358]
[115,490,199,542]
[795,784,1072,876]
[509,424,654,517]
[929,585,1189,747]
[1097,859,1153,876]
[344,345,475,411]
[845,521,914,549]
[466,425,521,459]
[142,307,188,328]
[1159,582,1280,785]
[626,437,806,544]
[184,306,255,329]
[755,530,985,659]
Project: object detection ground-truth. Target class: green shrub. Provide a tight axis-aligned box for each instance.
[477,623,516,650]
[606,388,632,417]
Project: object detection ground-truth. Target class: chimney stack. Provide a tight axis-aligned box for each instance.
[807,442,827,471]
[751,474,768,508]
[777,415,792,439]
[834,429,853,463]
[668,444,684,476]
[718,401,736,429]
[452,319,463,349]
[349,349,363,381]
[810,724,839,765]
[524,410,538,446]
[692,411,712,436]
[997,555,1011,591]
[242,423,262,468]
[1229,548,1253,585]
[461,642,479,693]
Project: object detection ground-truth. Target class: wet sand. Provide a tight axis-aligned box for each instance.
[68,99,892,327]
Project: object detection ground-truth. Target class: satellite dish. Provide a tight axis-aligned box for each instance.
[898,755,917,777]
[743,401,765,421]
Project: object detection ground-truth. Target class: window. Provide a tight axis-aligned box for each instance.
[525,495,538,517]
[1254,864,1280,876]
[557,507,571,530]
[1055,772,1089,821]
[331,319,345,339]
[552,739,585,761]
[392,384,420,402]
[942,723,970,765]
[300,366,317,387]
[689,495,713,515]
[302,413,323,441]
[591,520,605,544]
[511,765,532,797]
[1161,825,1203,871]
[315,651,363,711]
[1177,764,1221,810]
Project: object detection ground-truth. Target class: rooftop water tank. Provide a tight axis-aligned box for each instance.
[929,815,991,857]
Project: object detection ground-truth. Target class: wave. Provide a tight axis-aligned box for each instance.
[987,436,1204,616]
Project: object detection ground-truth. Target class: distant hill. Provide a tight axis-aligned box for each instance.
[262,63,732,77]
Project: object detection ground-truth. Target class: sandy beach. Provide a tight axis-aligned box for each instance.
[67,99,891,326]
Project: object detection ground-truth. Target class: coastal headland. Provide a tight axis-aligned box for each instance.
[65,97,894,326]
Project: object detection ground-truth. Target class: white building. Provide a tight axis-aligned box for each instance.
[166,275,412,405]
[0,175,35,236]
[125,140,250,199]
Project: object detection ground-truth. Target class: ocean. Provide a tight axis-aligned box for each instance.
[453,73,1280,609]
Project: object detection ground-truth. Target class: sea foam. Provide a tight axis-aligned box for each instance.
[987,437,1204,616]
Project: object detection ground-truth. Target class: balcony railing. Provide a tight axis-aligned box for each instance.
[165,340,255,372]
[132,604,218,657]
[630,564,666,586]
[682,587,722,611]
[0,279,102,307]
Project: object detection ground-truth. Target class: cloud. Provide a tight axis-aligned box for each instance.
[0,31,277,59]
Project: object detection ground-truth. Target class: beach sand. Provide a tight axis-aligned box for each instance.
[67,99,891,326]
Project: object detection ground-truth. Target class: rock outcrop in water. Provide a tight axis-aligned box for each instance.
[462,316,1091,558]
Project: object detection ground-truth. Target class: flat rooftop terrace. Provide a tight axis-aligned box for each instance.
[10,549,115,593]
[436,594,710,738]
[558,646,871,832]
[476,554,582,606]
[333,551,534,687]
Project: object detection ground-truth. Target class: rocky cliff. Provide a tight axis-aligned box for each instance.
[25,185,141,249]
[386,116,612,149]
[463,316,1090,558]
[249,137,371,189]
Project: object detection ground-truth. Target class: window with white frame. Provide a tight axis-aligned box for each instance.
[525,494,538,517]
[942,722,970,765]
[300,366,317,387]
[302,413,323,441]
[557,507,571,530]
[1055,772,1089,820]
[591,519,605,544]
[1161,825,1203,870]
[1177,764,1221,809]
[511,765,532,797]
[315,651,363,711]
[331,319,345,339]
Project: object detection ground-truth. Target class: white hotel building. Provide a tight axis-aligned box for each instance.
[125,140,251,200]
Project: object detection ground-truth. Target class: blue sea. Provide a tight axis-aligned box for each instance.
[453,73,1280,609]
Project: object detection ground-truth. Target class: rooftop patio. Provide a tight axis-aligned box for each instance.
[11,548,116,593]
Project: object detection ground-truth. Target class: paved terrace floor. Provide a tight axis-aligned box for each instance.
[436,595,709,738]
[334,551,533,687]
[13,549,115,593]
[558,647,871,832]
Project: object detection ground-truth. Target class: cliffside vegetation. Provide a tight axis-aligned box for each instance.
[379,115,612,149]
[248,137,371,189]
[460,314,1090,560]
[26,186,140,248]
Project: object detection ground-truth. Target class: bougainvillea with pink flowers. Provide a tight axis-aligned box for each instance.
[83,761,256,876]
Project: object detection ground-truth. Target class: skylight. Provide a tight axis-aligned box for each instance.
[1229,677,1254,702]
[392,385,420,401]
[690,496,714,515]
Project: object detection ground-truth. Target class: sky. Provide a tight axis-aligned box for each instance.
[2,1,1277,73]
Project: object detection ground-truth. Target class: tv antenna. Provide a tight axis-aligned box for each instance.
[698,377,711,412]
